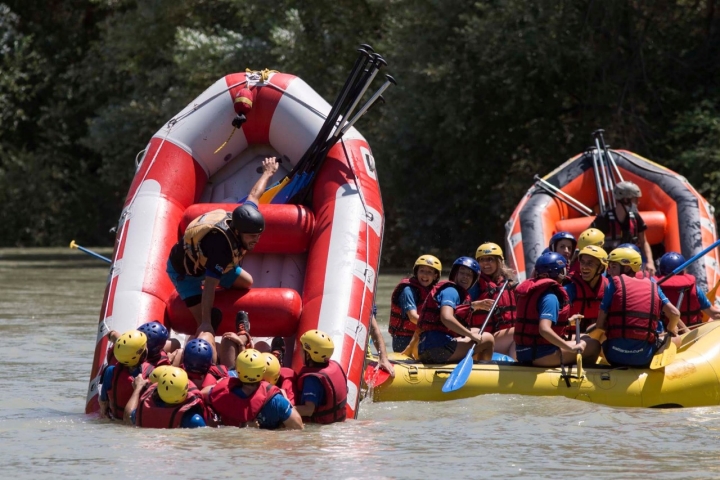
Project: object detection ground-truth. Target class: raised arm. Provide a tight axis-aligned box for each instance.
[246,157,280,205]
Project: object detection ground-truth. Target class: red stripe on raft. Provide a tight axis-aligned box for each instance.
[235,73,294,145]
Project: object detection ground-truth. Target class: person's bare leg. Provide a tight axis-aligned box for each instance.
[494,328,515,355]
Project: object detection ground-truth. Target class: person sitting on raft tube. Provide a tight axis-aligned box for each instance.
[262,352,297,405]
[416,257,495,364]
[656,252,720,327]
[590,180,655,276]
[99,330,154,419]
[567,228,605,277]
[124,366,209,429]
[202,349,303,430]
[594,247,681,367]
[388,255,442,353]
[564,245,609,334]
[182,338,229,389]
[514,252,600,367]
[295,330,349,424]
[469,243,517,358]
[166,157,280,335]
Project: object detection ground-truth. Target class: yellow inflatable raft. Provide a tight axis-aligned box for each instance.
[369,322,720,408]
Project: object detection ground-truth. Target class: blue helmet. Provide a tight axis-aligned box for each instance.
[183,338,213,374]
[137,321,168,357]
[617,243,641,255]
[449,256,480,286]
[549,231,577,252]
[659,252,685,276]
[534,252,567,278]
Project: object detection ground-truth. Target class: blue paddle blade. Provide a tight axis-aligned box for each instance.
[270,174,304,204]
[442,346,475,393]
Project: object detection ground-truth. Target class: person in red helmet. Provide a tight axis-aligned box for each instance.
[166,157,279,335]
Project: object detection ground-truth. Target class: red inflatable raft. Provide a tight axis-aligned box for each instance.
[85,71,384,419]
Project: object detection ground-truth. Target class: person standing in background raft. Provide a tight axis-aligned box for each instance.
[590,180,655,276]
[416,257,495,364]
[564,245,609,334]
[165,157,280,335]
[388,255,442,352]
[469,243,517,358]
[656,252,720,327]
[567,228,605,277]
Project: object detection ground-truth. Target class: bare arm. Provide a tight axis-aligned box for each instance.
[123,376,148,424]
[198,276,220,334]
[294,401,315,418]
[662,302,680,335]
[439,305,485,344]
[282,408,305,430]
[246,157,280,205]
[369,314,394,376]
[538,319,583,353]
[703,305,720,321]
[638,231,655,276]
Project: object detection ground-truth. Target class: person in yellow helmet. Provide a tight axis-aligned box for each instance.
[387,254,442,353]
[261,352,297,405]
[564,245,609,334]
[468,242,518,357]
[123,366,210,428]
[99,330,154,419]
[594,247,680,367]
[295,330,348,424]
[567,228,605,277]
[203,349,303,429]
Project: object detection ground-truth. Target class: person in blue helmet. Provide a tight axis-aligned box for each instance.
[514,252,600,366]
[656,252,720,327]
[416,257,495,364]
[182,338,229,389]
[549,231,577,264]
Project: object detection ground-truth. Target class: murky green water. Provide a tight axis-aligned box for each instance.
[1,249,718,479]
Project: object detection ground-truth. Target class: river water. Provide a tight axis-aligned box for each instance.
[1,248,719,479]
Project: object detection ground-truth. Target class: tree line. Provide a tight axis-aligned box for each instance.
[2,1,720,267]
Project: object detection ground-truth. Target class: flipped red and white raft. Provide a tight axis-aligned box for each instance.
[85,70,384,419]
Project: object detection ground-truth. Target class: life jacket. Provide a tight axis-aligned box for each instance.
[135,384,205,429]
[417,281,472,336]
[567,260,580,278]
[388,278,431,337]
[146,350,171,368]
[513,278,570,348]
[109,362,154,419]
[603,209,639,251]
[569,274,609,332]
[656,273,702,327]
[468,274,517,332]
[187,364,229,389]
[207,378,282,427]
[297,360,348,424]
[279,367,297,405]
[181,209,242,276]
[606,275,661,343]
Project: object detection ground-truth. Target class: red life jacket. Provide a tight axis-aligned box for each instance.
[468,274,517,332]
[606,275,661,343]
[279,367,297,405]
[388,278,431,337]
[110,362,154,419]
[147,350,171,367]
[417,281,472,336]
[207,378,282,427]
[187,364,229,389]
[568,260,580,278]
[513,278,570,347]
[569,275,608,332]
[135,384,205,429]
[656,273,702,327]
[297,360,348,424]
[603,210,639,250]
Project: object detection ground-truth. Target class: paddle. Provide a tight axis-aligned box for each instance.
[702,277,720,322]
[442,280,509,393]
[649,291,684,369]
[575,315,584,378]
[364,364,391,387]
[657,238,720,286]
[70,240,111,264]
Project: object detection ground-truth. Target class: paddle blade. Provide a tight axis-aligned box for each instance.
[650,341,677,370]
[258,177,290,204]
[442,347,475,393]
[364,365,391,387]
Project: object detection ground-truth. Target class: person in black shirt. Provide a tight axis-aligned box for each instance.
[590,181,655,276]
[166,157,279,336]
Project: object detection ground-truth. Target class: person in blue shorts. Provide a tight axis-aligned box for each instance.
[166,157,279,335]
[595,247,681,367]
[514,252,600,366]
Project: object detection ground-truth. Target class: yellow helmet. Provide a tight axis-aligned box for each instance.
[149,365,172,383]
[235,349,266,383]
[114,331,147,366]
[577,228,605,251]
[300,330,334,363]
[578,245,608,267]
[475,242,504,261]
[414,255,442,276]
[156,366,189,404]
[608,247,642,272]
[261,352,281,385]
